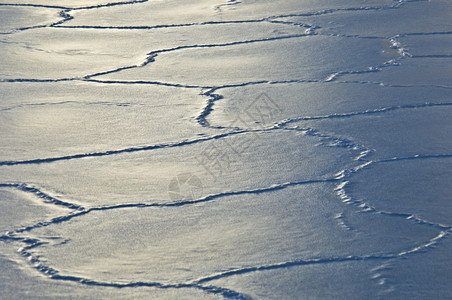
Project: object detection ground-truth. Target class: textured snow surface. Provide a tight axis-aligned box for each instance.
[1,0,451,299]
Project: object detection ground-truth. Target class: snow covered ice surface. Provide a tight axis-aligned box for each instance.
[0,0,451,299]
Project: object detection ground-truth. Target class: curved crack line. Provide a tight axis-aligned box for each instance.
[4,179,447,298]
[0,177,339,298]
[377,154,452,164]
[0,0,407,36]
[10,8,74,34]
[275,102,452,127]
[0,0,148,11]
[267,19,318,32]
[8,228,449,299]
[0,130,249,166]
[0,9,70,34]
[191,229,451,285]
[307,99,452,246]
[333,154,452,230]
[50,2,402,31]
[194,59,449,130]
[0,3,68,9]
[1,140,447,292]
[11,3,396,83]
[337,81,452,89]
[1,102,449,167]
[1,25,432,90]
[0,78,79,83]
[280,126,372,161]
[0,0,439,296]
[0,124,352,167]
[0,183,84,211]
[197,88,225,128]
[6,33,317,86]
[10,236,248,299]
[0,177,337,238]
[283,0,425,32]
[198,89,452,130]
[398,31,452,37]
[54,19,269,30]
[336,180,452,231]
[83,29,403,86]
[265,1,406,21]
[84,78,208,88]
[195,80,318,128]
[0,0,149,35]
[324,34,411,83]
[84,78,319,88]
[84,33,310,80]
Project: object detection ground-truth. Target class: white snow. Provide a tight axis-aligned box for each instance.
[1,0,451,299]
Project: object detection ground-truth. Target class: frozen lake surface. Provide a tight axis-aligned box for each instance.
[1,0,451,299]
